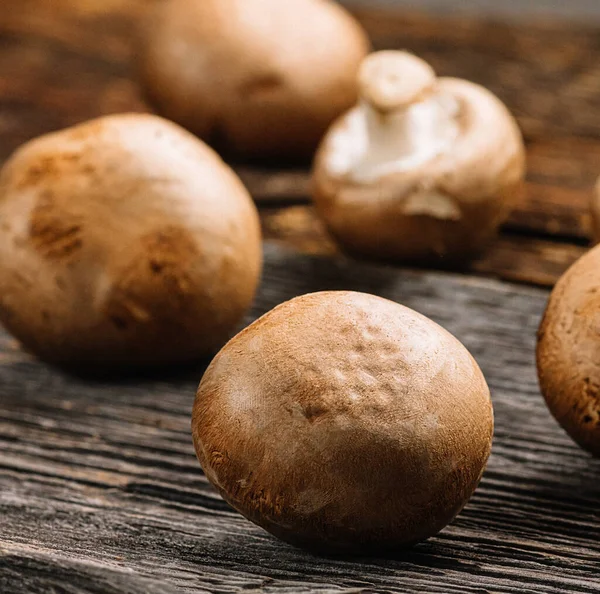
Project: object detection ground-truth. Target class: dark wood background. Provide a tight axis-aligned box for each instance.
[342,0,600,22]
[1,1,599,592]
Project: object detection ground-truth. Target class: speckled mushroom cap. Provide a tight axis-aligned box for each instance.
[312,51,526,264]
[0,113,262,368]
[138,0,370,162]
[537,245,600,456]
[192,291,493,552]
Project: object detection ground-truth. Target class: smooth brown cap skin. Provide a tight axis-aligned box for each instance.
[0,113,262,368]
[192,291,493,553]
[537,245,600,456]
[313,78,526,264]
[137,0,370,162]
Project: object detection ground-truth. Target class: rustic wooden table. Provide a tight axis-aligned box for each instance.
[1,1,599,593]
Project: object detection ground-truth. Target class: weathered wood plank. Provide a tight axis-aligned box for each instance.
[1,544,184,594]
[516,138,599,239]
[357,9,600,141]
[1,243,599,592]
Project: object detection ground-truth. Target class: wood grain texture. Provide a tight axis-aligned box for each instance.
[342,0,600,22]
[0,1,599,286]
[2,243,600,593]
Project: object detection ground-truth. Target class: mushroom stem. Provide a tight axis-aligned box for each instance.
[358,51,437,113]
[352,51,460,179]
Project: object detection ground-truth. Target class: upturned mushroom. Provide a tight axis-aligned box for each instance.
[192,291,493,552]
[138,0,370,162]
[312,51,526,264]
[0,113,262,368]
[537,245,600,456]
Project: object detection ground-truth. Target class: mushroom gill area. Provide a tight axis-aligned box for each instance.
[324,52,461,220]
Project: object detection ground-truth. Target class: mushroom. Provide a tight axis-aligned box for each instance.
[137,0,370,162]
[590,176,600,240]
[312,51,526,264]
[537,245,600,456]
[192,291,493,552]
[0,113,262,368]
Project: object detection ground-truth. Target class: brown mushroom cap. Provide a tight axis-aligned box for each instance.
[537,244,600,456]
[138,0,370,162]
[192,291,493,552]
[312,51,526,264]
[0,113,262,368]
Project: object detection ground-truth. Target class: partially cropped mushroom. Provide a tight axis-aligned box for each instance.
[192,291,493,552]
[0,113,262,369]
[312,51,526,264]
[138,0,370,162]
[537,245,600,456]
[590,176,600,239]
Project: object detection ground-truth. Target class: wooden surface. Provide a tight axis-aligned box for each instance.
[2,244,600,594]
[342,0,600,22]
[1,1,600,593]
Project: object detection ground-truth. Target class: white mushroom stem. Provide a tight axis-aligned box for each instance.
[326,51,460,183]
